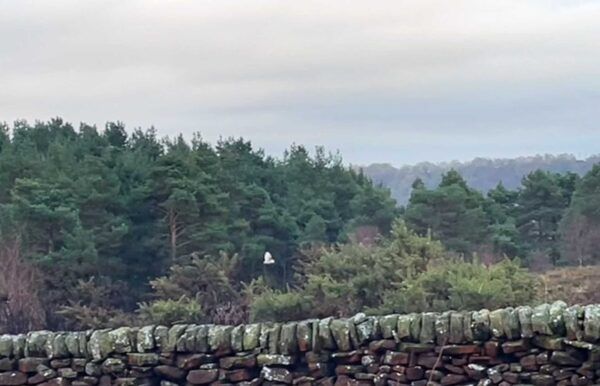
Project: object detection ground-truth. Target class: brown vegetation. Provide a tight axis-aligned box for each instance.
[0,238,45,333]
[538,265,600,305]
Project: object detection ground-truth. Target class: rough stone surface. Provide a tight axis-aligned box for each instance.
[354,315,376,345]
[0,371,27,385]
[2,304,600,385]
[435,312,450,345]
[25,331,51,358]
[379,315,398,339]
[471,309,491,341]
[564,305,584,341]
[18,358,48,373]
[490,308,509,338]
[533,304,554,336]
[153,365,185,381]
[0,337,12,359]
[208,325,232,356]
[396,314,412,341]
[242,324,260,352]
[101,358,125,375]
[64,333,80,358]
[256,354,294,366]
[278,322,297,355]
[449,312,465,344]
[585,304,600,342]
[409,313,421,342]
[165,325,186,353]
[261,366,292,383]
[315,317,336,351]
[330,319,352,352]
[88,330,112,361]
[186,369,218,384]
[135,325,155,353]
[230,325,244,353]
[176,325,198,353]
[517,305,534,338]
[127,353,159,367]
[550,301,567,336]
[296,320,313,351]
[420,312,436,344]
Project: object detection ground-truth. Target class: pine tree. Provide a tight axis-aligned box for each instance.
[405,170,489,255]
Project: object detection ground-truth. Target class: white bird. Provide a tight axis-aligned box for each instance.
[263,251,275,265]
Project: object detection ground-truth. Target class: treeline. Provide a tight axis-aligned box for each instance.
[404,167,600,268]
[0,119,397,332]
[1,119,599,333]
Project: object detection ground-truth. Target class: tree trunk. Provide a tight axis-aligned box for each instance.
[168,208,178,261]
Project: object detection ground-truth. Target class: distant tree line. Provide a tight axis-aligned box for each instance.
[362,154,600,204]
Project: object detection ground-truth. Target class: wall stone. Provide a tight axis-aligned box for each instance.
[2,302,600,385]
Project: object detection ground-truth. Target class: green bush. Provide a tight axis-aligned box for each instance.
[249,289,310,322]
[141,255,241,322]
[247,220,445,320]
[298,220,444,317]
[378,258,538,314]
[137,296,204,325]
[244,277,307,322]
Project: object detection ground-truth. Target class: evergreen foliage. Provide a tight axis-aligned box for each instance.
[0,119,397,330]
[405,170,488,255]
[378,258,537,313]
[248,221,538,321]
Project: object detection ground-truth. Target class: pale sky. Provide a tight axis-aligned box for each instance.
[1,0,599,165]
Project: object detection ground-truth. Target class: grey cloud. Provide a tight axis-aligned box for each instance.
[1,0,599,165]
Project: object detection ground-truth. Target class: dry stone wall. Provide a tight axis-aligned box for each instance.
[1,302,600,386]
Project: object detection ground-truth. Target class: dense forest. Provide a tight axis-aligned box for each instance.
[362,155,600,204]
[1,119,600,334]
[0,119,398,332]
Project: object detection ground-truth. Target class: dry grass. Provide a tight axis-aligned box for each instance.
[538,265,600,305]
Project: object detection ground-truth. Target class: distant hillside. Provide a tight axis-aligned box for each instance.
[361,154,600,205]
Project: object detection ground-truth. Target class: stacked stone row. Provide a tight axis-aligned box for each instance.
[326,333,600,386]
[0,302,599,385]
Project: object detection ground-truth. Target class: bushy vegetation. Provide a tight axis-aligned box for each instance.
[378,258,537,314]
[137,297,204,326]
[247,221,538,322]
[247,285,310,323]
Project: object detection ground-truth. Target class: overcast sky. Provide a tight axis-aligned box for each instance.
[1,1,599,166]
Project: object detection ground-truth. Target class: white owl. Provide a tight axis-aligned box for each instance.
[263,251,275,265]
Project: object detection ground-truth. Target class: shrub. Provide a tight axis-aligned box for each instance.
[378,258,539,314]
[57,304,136,329]
[249,290,310,322]
[297,220,444,317]
[143,254,241,321]
[247,220,445,320]
[56,276,137,330]
[137,296,204,325]
[245,277,308,322]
